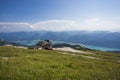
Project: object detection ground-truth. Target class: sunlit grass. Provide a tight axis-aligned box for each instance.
[0,46,120,80]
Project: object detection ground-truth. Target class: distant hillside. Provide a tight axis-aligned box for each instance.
[0,39,12,46]
[0,39,21,46]
[53,43,91,50]
[0,31,120,48]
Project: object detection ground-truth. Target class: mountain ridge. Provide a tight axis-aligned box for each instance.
[0,31,120,49]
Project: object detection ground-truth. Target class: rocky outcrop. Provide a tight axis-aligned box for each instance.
[36,40,52,50]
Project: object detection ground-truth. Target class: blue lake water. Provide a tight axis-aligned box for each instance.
[81,44,120,51]
[12,40,120,51]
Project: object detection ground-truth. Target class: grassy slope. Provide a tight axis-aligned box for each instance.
[0,46,120,80]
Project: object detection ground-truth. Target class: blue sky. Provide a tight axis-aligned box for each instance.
[0,0,120,32]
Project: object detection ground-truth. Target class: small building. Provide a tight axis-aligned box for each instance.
[36,40,52,50]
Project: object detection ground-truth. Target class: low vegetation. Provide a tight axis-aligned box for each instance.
[0,46,120,80]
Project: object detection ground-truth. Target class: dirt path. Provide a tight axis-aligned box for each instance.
[54,47,91,54]
[54,47,101,59]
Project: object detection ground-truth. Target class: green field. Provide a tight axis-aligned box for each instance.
[0,46,120,80]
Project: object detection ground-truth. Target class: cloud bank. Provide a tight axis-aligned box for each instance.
[0,22,32,32]
[0,19,120,32]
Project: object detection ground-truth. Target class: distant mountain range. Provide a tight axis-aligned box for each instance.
[0,31,120,49]
[0,39,20,46]
[0,39,11,46]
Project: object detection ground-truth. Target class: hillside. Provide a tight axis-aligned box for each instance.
[0,39,21,46]
[0,39,11,45]
[53,43,91,50]
[0,46,120,80]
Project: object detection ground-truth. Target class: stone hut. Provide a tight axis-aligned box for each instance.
[36,40,52,50]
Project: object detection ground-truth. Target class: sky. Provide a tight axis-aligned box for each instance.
[0,0,120,32]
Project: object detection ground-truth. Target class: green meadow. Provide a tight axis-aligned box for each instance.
[0,46,120,80]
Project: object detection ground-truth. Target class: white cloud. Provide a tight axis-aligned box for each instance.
[0,19,120,32]
[86,18,100,25]
[31,19,120,32]
[0,22,32,32]
[83,18,120,32]
[32,20,80,31]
